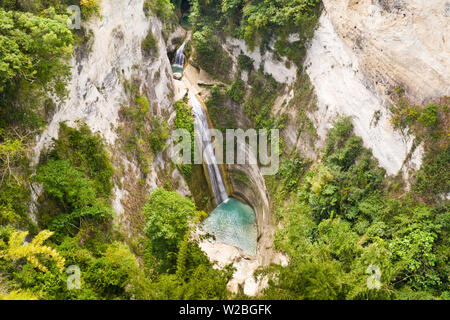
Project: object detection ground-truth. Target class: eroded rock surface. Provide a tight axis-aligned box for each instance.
[323,0,450,104]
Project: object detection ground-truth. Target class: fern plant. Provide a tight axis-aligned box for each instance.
[0,230,65,273]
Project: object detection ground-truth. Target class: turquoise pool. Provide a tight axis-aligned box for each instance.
[172,65,184,74]
[202,198,257,255]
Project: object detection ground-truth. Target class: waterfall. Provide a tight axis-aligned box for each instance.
[189,91,229,205]
[173,41,186,69]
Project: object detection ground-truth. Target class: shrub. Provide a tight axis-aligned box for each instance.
[148,116,169,153]
[144,0,176,26]
[80,0,101,19]
[48,122,114,198]
[227,79,246,103]
[418,104,438,128]
[243,71,281,130]
[143,189,195,271]
[414,146,450,201]
[36,159,113,237]
[237,54,254,72]
[37,160,97,210]
[0,8,73,130]
[192,26,233,82]
[85,242,146,299]
[142,29,159,57]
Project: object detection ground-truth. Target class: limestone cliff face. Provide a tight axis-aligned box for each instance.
[323,0,450,105]
[302,1,449,176]
[305,12,422,176]
[35,0,173,152]
[33,0,189,226]
[227,141,274,266]
[222,2,444,176]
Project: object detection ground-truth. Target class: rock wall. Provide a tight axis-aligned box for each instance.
[225,37,297,85]
[303,0,450,175]
[305,12,423,175]
[323,0,450,105]
[32,0,189,222]
[227,141,274,266]
[222,2,449,177]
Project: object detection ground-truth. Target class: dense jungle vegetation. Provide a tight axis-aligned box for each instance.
[0,0,448,300]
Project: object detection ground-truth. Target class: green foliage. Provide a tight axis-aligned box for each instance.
[265,118,448,299]
[192,26,233,82]
[0,228,74,300]
[0,289,37,300]
[0,7,73,129]
[0,136,26,182]
[240,0,320,50]
[275,155,309,198]
[300,118,385,223]
[324,117,354,157]
[35,123,114,239]
[414,146,449,202]
[189,0,224,31]
[10,261,70,299]
[227,79,246,103]
[144,0,176,28]
[3,233,152,300]
[190,0,320,61]
[1,0,101,19]
[0,230,65,273]
[174,98,194,137]
[390,99,447,146]
[0,130,32,229]
[390,228,441,289]
[142,29,159,57]
[143,188,196,271]
[119,89,169,176]
[47,122,114,197]
[0,8,73,93]
[79,0,101,19]
[36,159,113,238]
[418,104,438,128]
[287,71,318,142]
[206,85,238,132]
[243,70,283,130]
[390,98,449,201]
[139,188,230,299]
[85,241,151,299]
[273,38,308,67]
[148,240,231,300]
[149,116,170,153]
[237,54,254,72]
[173,98,195,178]
[37,160,96,209]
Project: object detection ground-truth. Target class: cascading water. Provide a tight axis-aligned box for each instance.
[189,91,257,256]
[172,41,186,75]
[174,41,186,68]
[176,42,256,255]
[189,91,229,205]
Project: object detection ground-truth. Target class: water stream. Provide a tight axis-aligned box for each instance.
[189,91,229,205]
[174,43,257,255]
[172,41,186,75]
